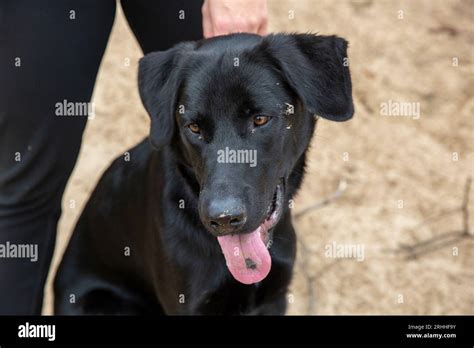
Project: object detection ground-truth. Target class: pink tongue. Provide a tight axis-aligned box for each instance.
[217,226,271,285]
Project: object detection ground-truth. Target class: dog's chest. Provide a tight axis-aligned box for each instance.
[191,280,262,315]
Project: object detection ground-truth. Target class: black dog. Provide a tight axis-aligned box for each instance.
[54,33,353,315]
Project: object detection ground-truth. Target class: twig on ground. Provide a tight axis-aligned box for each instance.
[462,176,471,236]
[393,176,472,260]
[292,178,348,313]
[294,179,348,219]
[296,237,344,315]
[296,238,317,314]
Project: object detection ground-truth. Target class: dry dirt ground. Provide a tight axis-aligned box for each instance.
[43,0,474,315]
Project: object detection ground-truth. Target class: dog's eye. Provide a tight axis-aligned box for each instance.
[188,123,201,134]
[253,115,270,127]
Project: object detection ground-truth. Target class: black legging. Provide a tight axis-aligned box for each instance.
[0,0,203,315]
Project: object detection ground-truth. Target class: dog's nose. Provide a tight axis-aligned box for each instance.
[205,199,247,235]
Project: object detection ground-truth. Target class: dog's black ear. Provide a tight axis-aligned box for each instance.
[138,42,195,149]
[260,34,353,121]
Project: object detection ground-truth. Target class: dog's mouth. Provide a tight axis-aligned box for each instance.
[261,179,285,247]
[217,179,285,285]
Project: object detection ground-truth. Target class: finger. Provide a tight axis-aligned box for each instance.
[257,17,268,36]
[242,15,264,35]
[222,18,254,36]
[201,1,214,38]
[249,17,262,34]
[212,19,233,37]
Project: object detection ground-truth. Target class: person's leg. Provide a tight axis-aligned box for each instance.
[0,0,115,314]
[120,0,203,54]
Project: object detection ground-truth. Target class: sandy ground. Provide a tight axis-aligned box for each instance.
[43,0,474,315]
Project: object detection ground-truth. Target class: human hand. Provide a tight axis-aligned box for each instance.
[202,0,268,38]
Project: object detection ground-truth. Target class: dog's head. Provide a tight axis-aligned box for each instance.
[139,33,353,284]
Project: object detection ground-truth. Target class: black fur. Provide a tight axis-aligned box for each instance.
[54,33,353,315]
